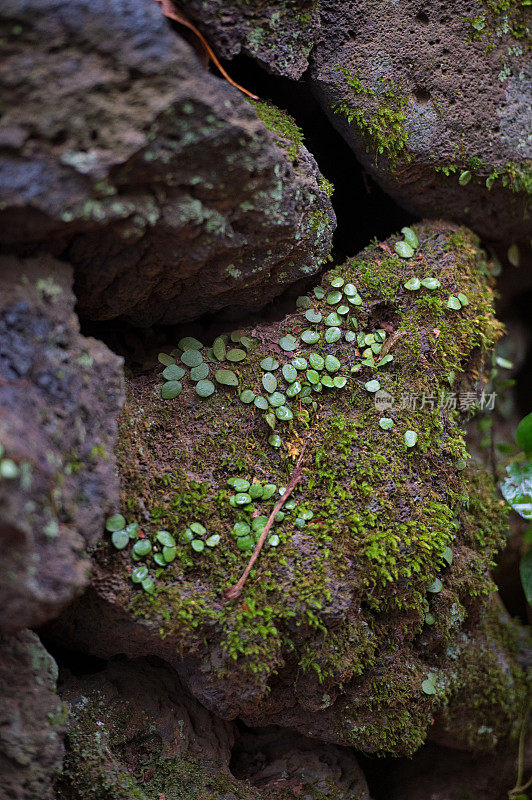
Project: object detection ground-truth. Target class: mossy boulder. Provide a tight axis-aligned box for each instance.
[0,255,124,632]
[55,656,370,800]
[0,630,67,800]
[0,0,334,326]
[49,221,527,756]
[310,0,531,244]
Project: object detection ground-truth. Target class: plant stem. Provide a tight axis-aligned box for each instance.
[154,0,258,99]
[223,444,307,601]
[509,699,531,798]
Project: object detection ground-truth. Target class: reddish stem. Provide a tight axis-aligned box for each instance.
[154,0,259,99]
[223,444,307,601]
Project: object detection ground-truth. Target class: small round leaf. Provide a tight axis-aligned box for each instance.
[215,369,239,386]
[181,349,203,367]
[405,430,418,447]
[420,277,441,290]
[240,389,255,404]
[379,417,394,430]
[106,514,126,532]
[261,357,279,371]
[111,530,129,549]
[196,380,215,397]
[162,364,186,381]
[161,381,182,399]
[190,363,209,381]
[279,335,298,352]
[395,241,414,258]
[227,348,246,362]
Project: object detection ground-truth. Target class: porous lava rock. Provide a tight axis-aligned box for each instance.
[183,0,320,79]
[310,0,531,244]
[231,725,370,799]
[0,630,67,800]
[55,657,370,800]
[0,0,335,326]
[0,255,124,632]
[47,222,528,757]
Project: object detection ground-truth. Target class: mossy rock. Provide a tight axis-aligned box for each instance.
[310,0,531,244]
[54,221,528,757]
[0,630,67,800]
[181,0,320,80]
[55,657,370,800]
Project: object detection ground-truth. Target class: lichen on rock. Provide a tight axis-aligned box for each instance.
[310,0,531,244]
[0,0,335,326]
[49,221,527,757]
[181,0,321,80]
[0,630,67,800]
[0,255,124,632]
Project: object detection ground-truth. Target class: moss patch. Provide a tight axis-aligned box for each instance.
[251,99,305,159]
[331,66,409,166]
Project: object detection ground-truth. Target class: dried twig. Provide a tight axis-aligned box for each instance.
[154,0,258,99]
[376,330,407,362]
[223,444,307,601]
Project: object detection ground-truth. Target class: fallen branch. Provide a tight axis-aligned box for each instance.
[154,0,258,100]
[223,443,307,601]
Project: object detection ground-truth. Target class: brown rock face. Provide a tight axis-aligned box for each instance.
[231,726,370,799]
[309,0,531,244]
[183,0,320,79]
[0,0,335,327]
[56,657,370,800]
[0,255,124,632]
[0,630,66,800]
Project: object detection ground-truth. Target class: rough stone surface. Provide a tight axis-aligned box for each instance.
[55,657,369,800]
[310,0,531,244]
[0,0,335,326]
[232,726,370,799]
[47,221,528,758]
[183,0,320,79]
[0,630,67,800]
[0,255,124,632]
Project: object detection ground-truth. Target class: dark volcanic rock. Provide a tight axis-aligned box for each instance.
[0,255,124,632]
[47,222,528,757]
[0,0,335,326]
[55,657,369,800]
[0,630,66,800]
[310,0,531,244]
[232,726,370,799]
[183,0,320,79]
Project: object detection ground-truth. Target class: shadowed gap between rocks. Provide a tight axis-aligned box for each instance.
[78,52,416,366]
[196,52,418,258]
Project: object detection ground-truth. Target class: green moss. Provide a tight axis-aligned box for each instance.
[439,602,528,750]
[319,176,335,198]
[251,99,304,159]
[56,695,149,800]
[103,221,522,756]
[468,0,531,45]
[331,66,409,166]
[55,693,248,800]
[339,657,433,754]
